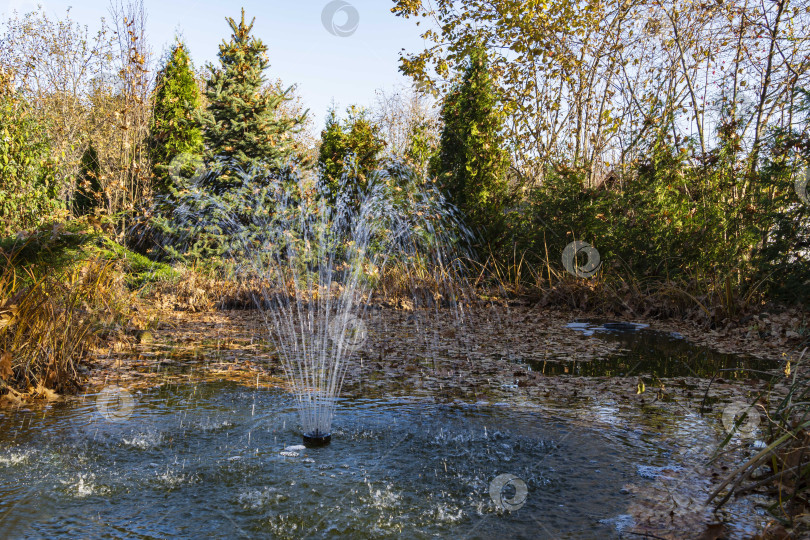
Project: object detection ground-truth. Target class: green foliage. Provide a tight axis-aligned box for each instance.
[156,160,290,263]
[318,106,386,208]
[748,128,810,304]
[200,9,304,185]
[404,118,436,173]
[507,108,810,306]
[0,223,94,274]
[432,46,510,247]
[0,71,63,236]
[100,236,178,288]
[0,221,175,290]
[153,11,309,262]
[147,41,204,196]
[73,145,104,216]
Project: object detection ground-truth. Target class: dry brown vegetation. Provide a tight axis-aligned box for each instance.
[0,254,141,400]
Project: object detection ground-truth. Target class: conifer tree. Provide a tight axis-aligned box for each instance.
[433,45,510,246]
[201,9,304,187]
[318,105,385,208]
[146,41,204,196]
[159,11,308,262]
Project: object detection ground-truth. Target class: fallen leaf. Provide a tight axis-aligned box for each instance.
[0,351,12,381]
[35,384,60,401]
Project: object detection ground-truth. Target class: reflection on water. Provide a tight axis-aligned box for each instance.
[0,381,727,539]
[525,320,776,379]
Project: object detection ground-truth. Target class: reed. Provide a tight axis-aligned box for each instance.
[707,347,810,532]
[0,253,133,394]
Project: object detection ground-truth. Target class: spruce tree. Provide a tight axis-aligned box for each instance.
[433,45,510,246]
[201,9,303,186]
[159,11,307,263]
[73,145,103,216]
[146,41,204,196]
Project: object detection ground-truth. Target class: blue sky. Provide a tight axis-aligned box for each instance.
[1,0,426,130]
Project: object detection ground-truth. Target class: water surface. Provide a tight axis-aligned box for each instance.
[0,381,715,539]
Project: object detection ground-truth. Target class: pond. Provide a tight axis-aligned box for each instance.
[529,320,776,379]
[0,321,769,539]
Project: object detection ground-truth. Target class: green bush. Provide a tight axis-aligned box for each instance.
[0,71,64,236]
[318,105,386,210]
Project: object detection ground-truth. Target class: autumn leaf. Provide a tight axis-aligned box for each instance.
[0,351,13,381]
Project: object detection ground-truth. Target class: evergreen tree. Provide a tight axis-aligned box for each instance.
[432,45,510,246]
[404,118,437,177]
[318,105,385,208]
[201,9,304,186]
[146,41,204,196]
[73,145,103,216]
[158,11,308,263]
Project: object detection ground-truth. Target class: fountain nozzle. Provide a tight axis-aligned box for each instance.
[303,430,332,448]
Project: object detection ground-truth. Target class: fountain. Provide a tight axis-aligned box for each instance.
[166,158,468,447]
[0,163,769,535]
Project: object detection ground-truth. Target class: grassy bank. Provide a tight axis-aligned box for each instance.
[0,221,176,397]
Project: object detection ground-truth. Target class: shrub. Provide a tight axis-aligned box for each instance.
[0,68,64,236]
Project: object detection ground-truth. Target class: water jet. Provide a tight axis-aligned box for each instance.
[166,159,468,444]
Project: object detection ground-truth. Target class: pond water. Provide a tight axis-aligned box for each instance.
[0,322,768,539]
[526,320,776,379]
[1,382,641,539]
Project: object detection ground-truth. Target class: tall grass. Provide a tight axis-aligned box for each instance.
[0,254,133,394]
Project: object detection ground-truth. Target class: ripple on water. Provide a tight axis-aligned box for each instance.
[0,381,766,539]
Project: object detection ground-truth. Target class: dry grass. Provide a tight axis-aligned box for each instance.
[151,247,801,330]
[145,263,249,311]
[707,348,810,536]
[0,255,133,394]
[459,248,802,329]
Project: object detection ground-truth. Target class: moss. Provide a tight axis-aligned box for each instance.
[100,237,179,288]
[0,222,96,274]
[0,221,178,290]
